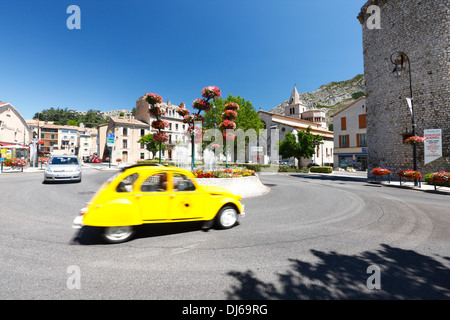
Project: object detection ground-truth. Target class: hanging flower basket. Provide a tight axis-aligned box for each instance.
[153,132,169,143]
[144,92,163,105]
[177,105,190,117]
[149,105,166,117]
[404,136,426,145]
[219,120,236,131]
[192,98,211,112]
[399,169,422,180]
[224,102,240,111]
[151,120,169,130]
[221,109,238,120]
[223,131,236,141]
[201,86,221,99]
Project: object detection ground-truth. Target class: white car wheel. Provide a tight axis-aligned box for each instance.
[102,226,134,243]
[216,206,238,229]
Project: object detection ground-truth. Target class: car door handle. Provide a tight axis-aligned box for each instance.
[170,194,176,199]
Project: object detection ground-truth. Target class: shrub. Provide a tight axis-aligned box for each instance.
[309,166,333,173]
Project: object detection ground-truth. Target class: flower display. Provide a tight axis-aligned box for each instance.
[144,92,163,105]
[153,132,169,143]
[399,169,422,180]
[370,167,391,176]
[183,114,204,124]
[3,158,27,167]
[192,98,211,112]
[223,131,236,141]
[425,171,450,186]
[211,144,220,148]
[149,105,166,117]
[219,120,236,131]
[223,102,239,111]
[192,168,256,178]
[404,136,426,145]
[151,120,169,130]
[201,86,221,99]
[176,105,190,117]
[221,109,238,120]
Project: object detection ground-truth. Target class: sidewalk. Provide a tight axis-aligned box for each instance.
[279,170,450,195]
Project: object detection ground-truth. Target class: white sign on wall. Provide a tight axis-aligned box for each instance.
[424,129,442,165]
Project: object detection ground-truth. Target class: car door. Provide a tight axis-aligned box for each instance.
[137,171,171,222]
[169,173,204,221]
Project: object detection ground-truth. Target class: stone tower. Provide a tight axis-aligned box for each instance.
[358,0,450,177]
[284,86,307,118]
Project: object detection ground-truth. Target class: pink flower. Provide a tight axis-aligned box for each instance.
[144,92,163,105]
[201,86,221,99]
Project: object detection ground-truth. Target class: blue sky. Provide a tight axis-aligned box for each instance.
[0,0,365,120]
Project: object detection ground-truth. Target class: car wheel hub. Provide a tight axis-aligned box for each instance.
[104,226,133,241]
[220,209,237,227]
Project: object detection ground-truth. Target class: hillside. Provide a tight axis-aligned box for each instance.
[270,74,365,124]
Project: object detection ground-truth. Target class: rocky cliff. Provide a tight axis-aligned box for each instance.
[270,74,365,123]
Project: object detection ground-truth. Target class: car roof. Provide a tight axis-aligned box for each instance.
[121,164,192,175]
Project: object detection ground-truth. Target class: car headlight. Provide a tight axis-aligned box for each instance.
[46,167,53,173]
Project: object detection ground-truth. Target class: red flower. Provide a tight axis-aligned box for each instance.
[144,92,163,105]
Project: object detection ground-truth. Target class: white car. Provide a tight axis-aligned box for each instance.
[44,155,82,183]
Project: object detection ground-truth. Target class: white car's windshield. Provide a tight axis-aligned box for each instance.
[50,157,79,165]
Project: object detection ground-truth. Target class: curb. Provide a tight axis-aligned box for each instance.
[196,175,271,199]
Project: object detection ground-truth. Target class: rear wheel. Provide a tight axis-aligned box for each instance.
[215,205,238,229]
[102,226,135,244]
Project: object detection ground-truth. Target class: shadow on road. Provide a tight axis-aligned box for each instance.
[225,244,450,300]
[71,222,230,245]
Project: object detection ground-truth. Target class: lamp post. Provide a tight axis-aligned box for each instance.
[390,51,418,186]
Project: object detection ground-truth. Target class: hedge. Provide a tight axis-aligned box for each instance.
[309,166,333,173]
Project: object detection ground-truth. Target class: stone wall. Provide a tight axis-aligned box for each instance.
[358,0,450,177]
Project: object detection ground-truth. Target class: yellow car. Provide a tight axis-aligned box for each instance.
[72,164,245,243]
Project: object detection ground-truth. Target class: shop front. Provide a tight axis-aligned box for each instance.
[337,153,368,171]
[0,143,30,167]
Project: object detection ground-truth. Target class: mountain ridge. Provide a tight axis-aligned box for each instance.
[269,74,365,124]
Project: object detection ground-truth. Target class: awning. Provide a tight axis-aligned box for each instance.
[0,142,29,149]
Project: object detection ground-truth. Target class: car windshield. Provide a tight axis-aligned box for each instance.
[50,157,79,165]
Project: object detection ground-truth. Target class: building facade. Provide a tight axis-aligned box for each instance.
[358,0,450,176]
[99,117,150,164]
[0,102,31,161]
[135,97,190,160]
[331,97,368,170]
[258,86,334,166]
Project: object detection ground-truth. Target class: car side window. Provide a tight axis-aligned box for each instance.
[173,173,196,192]
[116,173,139,193]
[140,172,168,192]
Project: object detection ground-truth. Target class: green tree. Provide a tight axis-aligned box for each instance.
[279,126,323,168]
[203,95,264,133]
[202,95,264,161]
[138,134,166,160]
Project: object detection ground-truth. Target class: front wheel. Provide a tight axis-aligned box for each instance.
[102,226,135,244]
[215,206,238,229]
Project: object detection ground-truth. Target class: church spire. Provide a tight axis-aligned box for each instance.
[289,85,301,105]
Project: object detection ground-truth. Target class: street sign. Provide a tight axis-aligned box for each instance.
[107,138,114,147]
[107,132,115,139]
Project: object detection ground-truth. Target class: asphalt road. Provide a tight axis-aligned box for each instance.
[0,168,449,300]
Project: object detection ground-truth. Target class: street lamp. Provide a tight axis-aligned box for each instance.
[390,51,418,185]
